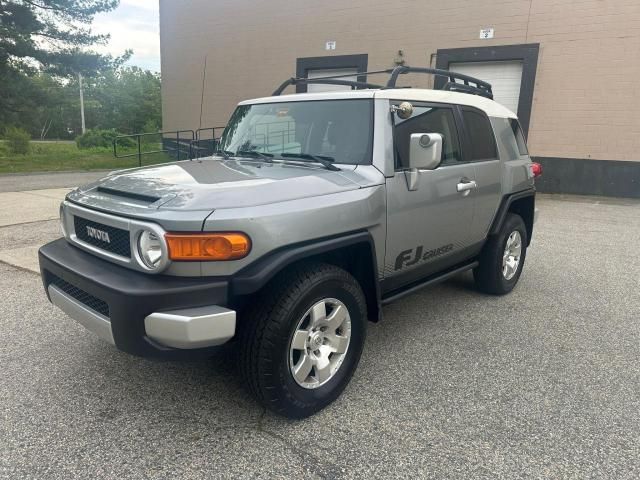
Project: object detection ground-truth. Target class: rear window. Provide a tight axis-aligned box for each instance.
[462,109,498,160]
[510,119,529,156]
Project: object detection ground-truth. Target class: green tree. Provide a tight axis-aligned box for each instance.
[15,73,79,139]
[0,0,129,132]
[0,0,122,74]
[84,67,162,134]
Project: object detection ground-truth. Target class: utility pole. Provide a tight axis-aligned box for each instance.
[78,72,86,134]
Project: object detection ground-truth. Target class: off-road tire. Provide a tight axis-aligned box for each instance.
[237,262,367,419]
[474,213,528,295]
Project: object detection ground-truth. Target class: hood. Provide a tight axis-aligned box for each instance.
[68,158,366,213]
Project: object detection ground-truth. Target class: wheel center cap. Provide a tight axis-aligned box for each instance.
[309,332,324,349]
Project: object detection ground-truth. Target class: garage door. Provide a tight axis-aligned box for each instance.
[449,61,523,113]
[306,68,358,93]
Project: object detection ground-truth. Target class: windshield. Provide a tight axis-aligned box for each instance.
[219,99,373,165]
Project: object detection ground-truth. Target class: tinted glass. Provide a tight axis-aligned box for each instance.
[494,117,519,159]
[510,119,529,155]
[462,109,498,160]
[220,100,373,165]
[393,105,462,169]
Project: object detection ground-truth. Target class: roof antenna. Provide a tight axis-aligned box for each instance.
[199,55,208,130]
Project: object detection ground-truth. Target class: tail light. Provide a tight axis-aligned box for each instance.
[530,162,543,178]
[166,233,251,261]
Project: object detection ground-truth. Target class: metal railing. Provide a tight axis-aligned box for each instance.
[113,130,196,166]
[113,127,228,165]
[191,127,226,159]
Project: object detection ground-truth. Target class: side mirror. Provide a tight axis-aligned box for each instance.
[409,133,443,170]
[405,133,443,191]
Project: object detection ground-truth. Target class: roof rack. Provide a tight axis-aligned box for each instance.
[272,69,389,96]
[272,66,493,99]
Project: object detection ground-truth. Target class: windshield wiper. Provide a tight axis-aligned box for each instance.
[279,153,340,171]
[235,150,274,162]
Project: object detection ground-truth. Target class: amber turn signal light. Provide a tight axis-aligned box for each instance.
[166,233,251,261]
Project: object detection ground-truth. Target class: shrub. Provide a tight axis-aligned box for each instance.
[76,129,135,150]
[0,141,9,157]
[5,127,30,155]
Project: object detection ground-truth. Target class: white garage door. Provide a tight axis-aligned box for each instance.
[449,61,523,113]
[306,68,358,93]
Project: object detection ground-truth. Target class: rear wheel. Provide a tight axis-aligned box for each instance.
[474,213,527,295]
[238,262,367,418]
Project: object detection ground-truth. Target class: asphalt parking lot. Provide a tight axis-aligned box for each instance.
[1,174,639,479]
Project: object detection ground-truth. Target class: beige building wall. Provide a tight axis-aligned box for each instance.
[159,0,640,164]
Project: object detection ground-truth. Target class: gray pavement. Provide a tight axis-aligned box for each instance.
[1,194,640,479]
[0,170,104,270]
[0,170,107,192]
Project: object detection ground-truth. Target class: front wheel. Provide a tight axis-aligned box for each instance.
[238,262,367,418]
[474,213,528,295]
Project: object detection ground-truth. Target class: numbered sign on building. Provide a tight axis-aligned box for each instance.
[480,28,494,39]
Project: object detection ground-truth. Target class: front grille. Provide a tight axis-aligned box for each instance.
[49,275,110,318]
[74,216,131,258]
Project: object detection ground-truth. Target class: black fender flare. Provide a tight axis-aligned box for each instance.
[489,188,536,244]
[230,231,382,320]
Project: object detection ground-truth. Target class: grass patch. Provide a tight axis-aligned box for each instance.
[0,142,176,174]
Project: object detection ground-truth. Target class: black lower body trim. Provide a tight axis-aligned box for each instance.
[380,241,483,295]
[39,238,231,359]
[381,261,478,305]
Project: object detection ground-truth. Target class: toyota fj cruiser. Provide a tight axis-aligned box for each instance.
[39,67,541,418]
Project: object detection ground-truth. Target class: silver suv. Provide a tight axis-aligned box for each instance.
[39,67,541,418]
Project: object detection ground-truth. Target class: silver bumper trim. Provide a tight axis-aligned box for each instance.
[144,305,236,349]
[48,285,115,345]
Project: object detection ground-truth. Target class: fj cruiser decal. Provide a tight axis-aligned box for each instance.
[394,244,454,271]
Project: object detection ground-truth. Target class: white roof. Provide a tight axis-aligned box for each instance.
[240,88,517,119]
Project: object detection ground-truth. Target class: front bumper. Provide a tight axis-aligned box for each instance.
[39,238,235,358]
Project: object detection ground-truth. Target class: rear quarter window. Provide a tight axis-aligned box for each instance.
[510,119,529,156]
[461,108,498,161]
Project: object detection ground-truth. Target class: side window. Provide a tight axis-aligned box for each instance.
[462,109,498,161]
[495,117,519,159]
[393,104,462,169]
[510,118,529,156]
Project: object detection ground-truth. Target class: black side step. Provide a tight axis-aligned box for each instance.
[381,261,478,305]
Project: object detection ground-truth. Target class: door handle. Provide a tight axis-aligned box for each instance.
[456,180,478,193]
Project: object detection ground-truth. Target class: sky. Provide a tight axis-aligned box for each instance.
[91,0,161,72]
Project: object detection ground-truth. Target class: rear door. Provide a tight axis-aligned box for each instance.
[459,107,502,241]
[383,101,478,292]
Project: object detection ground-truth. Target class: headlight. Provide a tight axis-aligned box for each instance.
[59,204,67,237]
[137,230,164,269]
[165,233,251,261]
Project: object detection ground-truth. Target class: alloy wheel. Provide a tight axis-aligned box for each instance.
[502,230,522,280]
[288,298,352,389]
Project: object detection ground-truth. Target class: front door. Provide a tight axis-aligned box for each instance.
[383,101,479,292]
